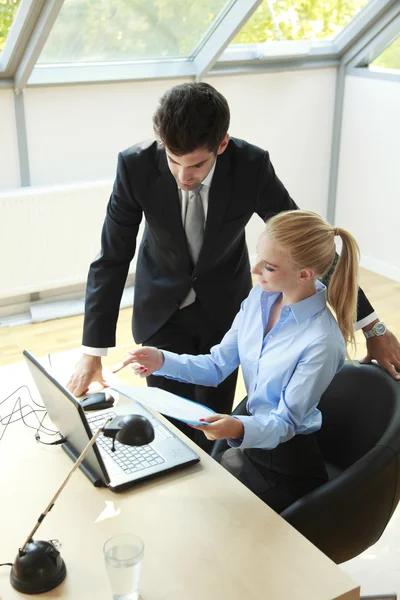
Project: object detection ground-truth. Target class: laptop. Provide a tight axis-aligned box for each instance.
[23,350,200,492]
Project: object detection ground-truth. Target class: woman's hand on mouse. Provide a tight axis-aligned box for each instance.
[112,347,164,378]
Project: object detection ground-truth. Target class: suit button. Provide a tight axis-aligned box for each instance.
[191,277,197,283]
[174,300,180,306]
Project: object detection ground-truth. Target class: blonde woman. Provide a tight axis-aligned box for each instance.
[115,210,360,513]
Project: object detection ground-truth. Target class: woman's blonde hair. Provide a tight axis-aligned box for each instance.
[265,210,360,352]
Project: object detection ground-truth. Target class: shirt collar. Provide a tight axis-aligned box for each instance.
[261,280,327,324]
[287,280,327,324]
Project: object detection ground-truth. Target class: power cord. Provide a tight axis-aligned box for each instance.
[0,385,65,445]
[0,371,66,569]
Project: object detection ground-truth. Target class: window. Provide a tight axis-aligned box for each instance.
[231,0,370,44]
[369,36,400,72]
[37,0,232,65]
[0,0,21,52]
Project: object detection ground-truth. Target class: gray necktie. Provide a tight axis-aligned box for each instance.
[184,185,204,265]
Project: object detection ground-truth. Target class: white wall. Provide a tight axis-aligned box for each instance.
[0,90,20,191]
[24,78,191,186]
[207,69,337,257]
[336,75,400,282]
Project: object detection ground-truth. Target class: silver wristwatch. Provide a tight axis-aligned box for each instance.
[363,321,387,339]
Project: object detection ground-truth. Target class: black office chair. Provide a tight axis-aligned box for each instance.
[212,362,400,596]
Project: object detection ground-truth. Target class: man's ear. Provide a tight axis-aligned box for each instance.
[298,267,315,283]
[216,134,229,155]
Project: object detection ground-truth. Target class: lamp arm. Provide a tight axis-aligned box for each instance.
[20,418,112,552]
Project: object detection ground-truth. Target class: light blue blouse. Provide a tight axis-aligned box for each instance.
[155,281,345,450]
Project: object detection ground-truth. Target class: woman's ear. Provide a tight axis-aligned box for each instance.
[297,267,315,283]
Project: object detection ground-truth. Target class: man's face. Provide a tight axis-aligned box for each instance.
[166,135,229,192]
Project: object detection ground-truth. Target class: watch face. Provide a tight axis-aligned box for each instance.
[374,322,386,336]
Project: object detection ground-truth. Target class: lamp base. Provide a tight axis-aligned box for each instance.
[10,539,67,594]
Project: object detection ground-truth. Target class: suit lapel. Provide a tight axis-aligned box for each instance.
[195,148,232,272]
[156,149,189,254]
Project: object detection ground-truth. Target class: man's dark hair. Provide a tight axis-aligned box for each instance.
[153,82,230,155]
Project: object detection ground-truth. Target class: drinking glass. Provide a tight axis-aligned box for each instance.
[104,534,144,600]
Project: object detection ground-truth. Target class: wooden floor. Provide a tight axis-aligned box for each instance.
[1,268,399,402]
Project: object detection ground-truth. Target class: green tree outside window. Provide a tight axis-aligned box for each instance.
[1,0,372,63]
[233,0,369,44]
[37,0,372,63]
[0,0,21,52]
[370,36,400,71]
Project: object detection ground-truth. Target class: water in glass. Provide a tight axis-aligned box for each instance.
[105,545,142,600]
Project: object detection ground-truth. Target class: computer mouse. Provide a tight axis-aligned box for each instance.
[80,392,115,411]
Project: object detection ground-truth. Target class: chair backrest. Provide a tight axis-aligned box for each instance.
[282,363,400,563]
[315,362,400,470]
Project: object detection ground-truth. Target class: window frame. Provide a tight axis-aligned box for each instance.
[347,8,400,82]
[0,0,46,76]
[0,0,398,87]
[24,0,267,86]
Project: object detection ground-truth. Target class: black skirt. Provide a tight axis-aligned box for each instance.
[215,407,328,513]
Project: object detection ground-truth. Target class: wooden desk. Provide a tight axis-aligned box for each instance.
[0,360,360,600]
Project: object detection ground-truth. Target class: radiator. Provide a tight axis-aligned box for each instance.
[0,181,138,300]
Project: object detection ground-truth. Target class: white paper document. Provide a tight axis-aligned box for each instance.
[110,384,216,426]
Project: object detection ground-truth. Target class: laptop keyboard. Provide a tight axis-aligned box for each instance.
[88,412,165,474]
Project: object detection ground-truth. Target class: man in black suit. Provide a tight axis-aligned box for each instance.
[67,82,400,449]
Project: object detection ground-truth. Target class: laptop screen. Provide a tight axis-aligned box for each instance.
[23,350,109,486]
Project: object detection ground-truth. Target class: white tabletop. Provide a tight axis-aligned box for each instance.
[0,359,360,600]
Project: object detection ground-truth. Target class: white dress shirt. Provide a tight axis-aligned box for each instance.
[179,159,216,222]
[178,161,216,309]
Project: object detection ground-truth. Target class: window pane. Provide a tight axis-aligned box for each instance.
[0,0,21,52]
[37,0,231,64]
[232,0,370,44]
[370,36,400,72]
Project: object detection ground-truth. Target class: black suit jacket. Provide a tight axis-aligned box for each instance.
[83,138,374,347]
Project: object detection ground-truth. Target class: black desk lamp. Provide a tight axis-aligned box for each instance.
[10,414,154,595]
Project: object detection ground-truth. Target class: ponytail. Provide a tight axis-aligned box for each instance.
[327,227,360,355]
